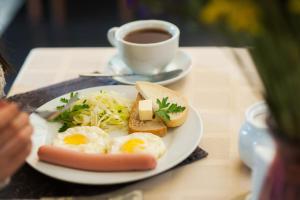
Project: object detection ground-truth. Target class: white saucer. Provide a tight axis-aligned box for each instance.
[105,50,192,85]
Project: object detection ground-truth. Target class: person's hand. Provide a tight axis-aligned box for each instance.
[0,101,33,182]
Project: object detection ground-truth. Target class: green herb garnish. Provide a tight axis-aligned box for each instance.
[53,92,89,132]
[155,97,185,122]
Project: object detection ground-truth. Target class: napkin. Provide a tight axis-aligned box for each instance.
[0,77,208,199]
[8,77,118,111]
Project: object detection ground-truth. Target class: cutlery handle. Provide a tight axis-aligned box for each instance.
[79,73,135,77]
[80,73,115,77]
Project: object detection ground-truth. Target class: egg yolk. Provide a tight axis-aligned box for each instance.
[64,133,88,145]
[121,138,145,153]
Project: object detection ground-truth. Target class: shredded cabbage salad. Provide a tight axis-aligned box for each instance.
[53,90,132,133]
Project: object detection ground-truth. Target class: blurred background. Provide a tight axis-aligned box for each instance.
[0,0,229,92]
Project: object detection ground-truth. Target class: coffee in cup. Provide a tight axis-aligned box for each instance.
[107,20,179,74]
[123,28,172,44]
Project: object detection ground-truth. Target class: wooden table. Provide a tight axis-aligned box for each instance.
[9,47,261,200]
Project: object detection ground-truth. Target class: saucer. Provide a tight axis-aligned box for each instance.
[105,50,192,85]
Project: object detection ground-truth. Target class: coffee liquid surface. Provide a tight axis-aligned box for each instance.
[124,28,172,44]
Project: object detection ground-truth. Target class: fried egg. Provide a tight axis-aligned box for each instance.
[109,132,166,159]
[52,126,110,154]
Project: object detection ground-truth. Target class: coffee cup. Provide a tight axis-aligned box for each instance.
[107,20,179,75]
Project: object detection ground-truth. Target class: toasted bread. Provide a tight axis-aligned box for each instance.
[136,81,188,127]
[128,94,167,137]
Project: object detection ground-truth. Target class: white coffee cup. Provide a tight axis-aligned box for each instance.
[107,20,180,74]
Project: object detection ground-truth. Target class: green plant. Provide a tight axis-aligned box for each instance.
[201,0,300,142]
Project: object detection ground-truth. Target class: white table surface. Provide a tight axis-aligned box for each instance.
[9,47,261,200]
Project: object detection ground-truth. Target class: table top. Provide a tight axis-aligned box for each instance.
[9,47,261,199]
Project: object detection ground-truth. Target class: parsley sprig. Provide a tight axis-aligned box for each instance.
[155,97,185,122]
[53,92,89,132]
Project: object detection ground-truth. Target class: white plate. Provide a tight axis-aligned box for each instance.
[27,85,203,185]
[106,50,192,85]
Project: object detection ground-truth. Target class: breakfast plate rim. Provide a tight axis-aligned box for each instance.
[27,85,203,185]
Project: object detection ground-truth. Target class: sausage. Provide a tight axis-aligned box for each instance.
[38,145,157,171]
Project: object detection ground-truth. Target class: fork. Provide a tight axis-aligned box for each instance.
[26,95,79,121]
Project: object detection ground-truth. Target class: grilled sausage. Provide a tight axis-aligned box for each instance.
[38,145,157,171]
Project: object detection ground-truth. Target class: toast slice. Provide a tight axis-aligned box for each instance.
[128,93,167,137]
[136,81,188,127]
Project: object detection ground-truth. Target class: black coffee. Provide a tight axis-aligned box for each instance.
[124,28,172,44]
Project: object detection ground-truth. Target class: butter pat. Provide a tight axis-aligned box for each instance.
[138,99,153,120]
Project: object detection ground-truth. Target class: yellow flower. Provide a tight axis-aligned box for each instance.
[289,0,300,14]
[200,0,261,35]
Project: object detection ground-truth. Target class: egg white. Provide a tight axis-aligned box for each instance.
[52,126,110,154]
[109,132,166,159]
